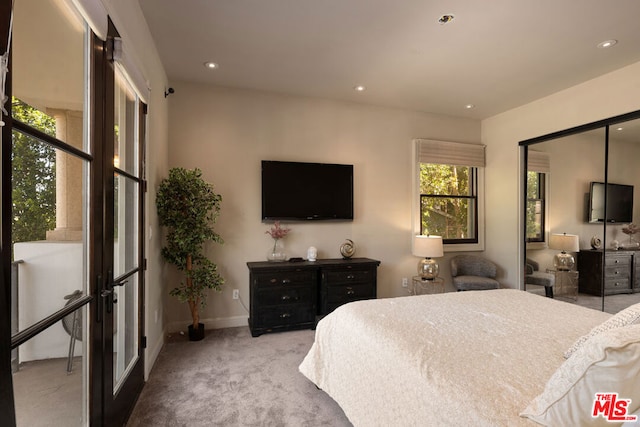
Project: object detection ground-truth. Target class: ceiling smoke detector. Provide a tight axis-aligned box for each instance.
[438,14,455,25]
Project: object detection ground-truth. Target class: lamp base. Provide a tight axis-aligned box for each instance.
[418,258,439,280]
[554,251,575,271]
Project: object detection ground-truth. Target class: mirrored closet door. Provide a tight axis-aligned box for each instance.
[521,110,640,314]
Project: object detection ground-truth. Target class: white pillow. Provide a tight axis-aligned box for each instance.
[521,324,640,426]
[564,302,640,359]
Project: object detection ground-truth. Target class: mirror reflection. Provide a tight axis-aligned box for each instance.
[524,114,640,314]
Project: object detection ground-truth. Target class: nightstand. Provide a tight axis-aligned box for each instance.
[411,276,445,295]
[546,269,579,301]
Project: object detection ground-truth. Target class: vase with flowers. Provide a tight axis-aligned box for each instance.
[266,221,290,261]
[621,223,640,249]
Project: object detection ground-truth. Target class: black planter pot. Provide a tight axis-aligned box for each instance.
[188,323,205,341]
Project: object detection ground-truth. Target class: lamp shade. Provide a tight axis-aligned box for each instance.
[413,235,444,258]
[549,233,580,252]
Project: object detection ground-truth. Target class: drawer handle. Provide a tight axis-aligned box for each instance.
[281,294,298,301]
[281,279,291,284]
[280,313,291,319]
[346,274,355,280]
[346,287,355,295]
[615,260,620,264]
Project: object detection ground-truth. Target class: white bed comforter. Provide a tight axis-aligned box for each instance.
[299,289,611,427]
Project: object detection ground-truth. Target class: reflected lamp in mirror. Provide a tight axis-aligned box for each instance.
[549,233,580,271]
[413,235,444,280]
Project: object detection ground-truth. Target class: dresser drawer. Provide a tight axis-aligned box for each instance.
[604,265,630,280]
[605,255,631,267]
[254,305,316,327]
[326,282,375,304]
[324,269,373,284]
[253,270,314,287]
[255,285,313,306]
[604,278,630,292]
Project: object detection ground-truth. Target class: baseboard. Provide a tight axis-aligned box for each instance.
[144,329,165,380]
[166,315,249,334]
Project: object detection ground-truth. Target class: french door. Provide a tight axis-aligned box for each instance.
[99,22,146,424]
[0,2,145,425]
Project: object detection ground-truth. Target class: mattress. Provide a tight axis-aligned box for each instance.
[299,289,611,426]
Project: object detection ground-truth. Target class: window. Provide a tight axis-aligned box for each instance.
[526,150,550,245]
[415,139,485,249]
[526,171,545,242]
[420,164,478,243]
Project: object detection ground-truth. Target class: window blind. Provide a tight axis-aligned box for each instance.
[416,139,485,167]
[527,150,550,173]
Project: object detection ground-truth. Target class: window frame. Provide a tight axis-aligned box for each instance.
[413,139,485,252]
[419,165,479,244]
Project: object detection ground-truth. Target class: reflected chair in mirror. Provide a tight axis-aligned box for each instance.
[450,255,500,291]
[525,258,555,298]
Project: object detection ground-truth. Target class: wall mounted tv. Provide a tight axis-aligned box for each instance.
[261,160,354,221]
[588,182,634,223]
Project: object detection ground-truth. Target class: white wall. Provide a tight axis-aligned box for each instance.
[164,82,480,330]
[103,0,169,378]
[482,61,640,289]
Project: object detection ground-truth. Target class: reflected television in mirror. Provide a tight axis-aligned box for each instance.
[588,182,633,223]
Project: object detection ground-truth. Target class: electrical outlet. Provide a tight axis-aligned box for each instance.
[232,289,239,300]
[402,277,408,288]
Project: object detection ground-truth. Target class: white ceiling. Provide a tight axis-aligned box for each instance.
[138,0,640,120]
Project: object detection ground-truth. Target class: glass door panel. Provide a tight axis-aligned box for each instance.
[7,1,91,425]
[113,173,139,392]
[113,272,138,391]
[13,306,86,427]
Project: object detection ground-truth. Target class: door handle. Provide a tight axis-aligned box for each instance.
[113,279,128,287]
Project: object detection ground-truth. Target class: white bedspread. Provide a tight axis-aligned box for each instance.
[299,289,611,426]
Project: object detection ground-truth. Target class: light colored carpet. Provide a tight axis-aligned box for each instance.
[126,327,351,427]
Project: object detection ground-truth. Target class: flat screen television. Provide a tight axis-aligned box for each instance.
[588,182,634,223]
[261,160,354,221]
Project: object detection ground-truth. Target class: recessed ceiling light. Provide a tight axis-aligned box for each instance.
[616,127,624,131]
[438,14,455,25]
[597,39,617,49]
[354,85,366,92]
[204,61,219,69]
[465,104,475,109]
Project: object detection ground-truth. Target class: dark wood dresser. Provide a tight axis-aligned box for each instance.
[578,249,640,296]
[247,257,380,336]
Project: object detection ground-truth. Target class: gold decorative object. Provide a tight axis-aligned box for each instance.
[340,239,355,259]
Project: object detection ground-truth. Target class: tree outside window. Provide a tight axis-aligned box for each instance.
[11,97,57,247]
[419,163,478,244]
[526,171,545,242]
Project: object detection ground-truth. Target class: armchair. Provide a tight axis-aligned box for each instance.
[525,258,555,298]
[450,255,500,291]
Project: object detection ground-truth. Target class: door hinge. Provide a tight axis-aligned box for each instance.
[143,258,148,270]
[142,336,147,349]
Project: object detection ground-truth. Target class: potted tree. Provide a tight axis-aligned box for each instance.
[156,167,224,341]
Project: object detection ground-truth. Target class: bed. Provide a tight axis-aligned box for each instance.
[299,289,640,426]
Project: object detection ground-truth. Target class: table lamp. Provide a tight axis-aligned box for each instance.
[549,233,579,271]
[413,235,444,280]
